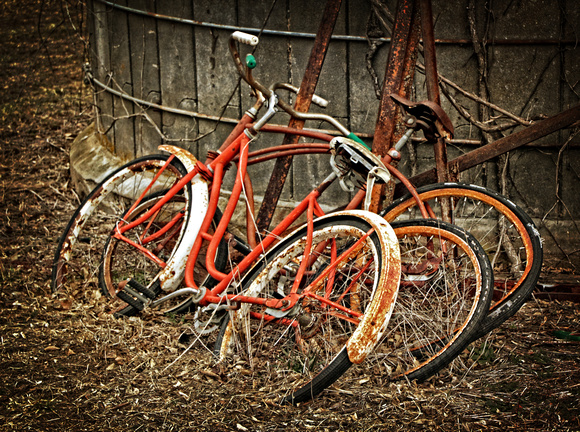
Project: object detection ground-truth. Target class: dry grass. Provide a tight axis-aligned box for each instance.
[1,291,579,431]
[0,1,578,431]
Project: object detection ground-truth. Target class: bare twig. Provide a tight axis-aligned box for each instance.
[439,83,522,132]
[435,68,533,127]
[365,39,385,99]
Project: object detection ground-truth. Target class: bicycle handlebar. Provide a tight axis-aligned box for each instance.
[228,32,374,149]
[228,32,333,114]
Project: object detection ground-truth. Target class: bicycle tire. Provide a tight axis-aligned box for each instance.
[100,192,228,316]
[383,182,542,338]
[364,219,493,382]
[52,155,192,315]
[214,213,400,404]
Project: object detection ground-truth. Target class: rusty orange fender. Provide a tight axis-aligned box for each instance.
[341,210,401,364]
[156,145,209,292]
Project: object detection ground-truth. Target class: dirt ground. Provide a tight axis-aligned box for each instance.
[1,2,579,431]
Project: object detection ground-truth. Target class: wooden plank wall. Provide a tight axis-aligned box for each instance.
[86,0,579,227]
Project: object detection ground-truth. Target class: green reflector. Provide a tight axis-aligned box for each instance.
[246,54,257,69]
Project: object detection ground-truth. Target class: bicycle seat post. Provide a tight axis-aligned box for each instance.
[384,127,415,165]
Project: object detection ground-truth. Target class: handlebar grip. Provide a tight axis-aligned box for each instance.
[231,31,259,46]
[272,83,329,108]
[311,94,329,108]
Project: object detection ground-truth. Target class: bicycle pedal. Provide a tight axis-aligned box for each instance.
[116,279,159,312]
[127,279,157,299]
[117,290,145,312]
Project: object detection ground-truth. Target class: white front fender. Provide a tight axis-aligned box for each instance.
[155,145,209,292]
[338,210,401,364]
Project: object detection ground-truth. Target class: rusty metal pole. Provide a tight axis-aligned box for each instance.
[419,0,450,186]
[255,0,342,233]
[417,0,453,222]
[369,0,421,213]
[372,0,415,156]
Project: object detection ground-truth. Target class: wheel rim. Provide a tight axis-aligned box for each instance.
[365,222,488,381]
[52,158,186,313]
[384,187,534,312]
[217,223,382,401]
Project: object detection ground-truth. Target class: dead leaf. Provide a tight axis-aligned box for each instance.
[59,299,73,310]
[200,369,220,380]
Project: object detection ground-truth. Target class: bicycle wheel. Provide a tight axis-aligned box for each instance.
[364,219,493,382]
[100,192,227,316]
[52,155,192,315]
[214,212,400,404]
[383,183,542,338]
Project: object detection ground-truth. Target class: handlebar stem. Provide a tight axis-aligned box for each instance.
[251,92,279,132]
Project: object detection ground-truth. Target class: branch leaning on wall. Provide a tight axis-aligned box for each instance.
[367,1,540,131]
[88,70,243,144]
[466,0,520,270]
[541,128,580,265]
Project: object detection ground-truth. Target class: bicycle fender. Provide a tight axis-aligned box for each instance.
[156,145,209,291]
[335,210,401,364]
[159,145,198,172]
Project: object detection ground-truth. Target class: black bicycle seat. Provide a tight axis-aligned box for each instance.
[390,94,454,140]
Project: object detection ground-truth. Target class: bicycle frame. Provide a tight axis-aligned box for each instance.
[110,122,385,320]
[109,29,437,322]
[111,96,440,291]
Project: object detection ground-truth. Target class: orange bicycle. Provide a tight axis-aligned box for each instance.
[52,31,539,401]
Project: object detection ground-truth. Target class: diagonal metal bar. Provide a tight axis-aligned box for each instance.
[256,0,343,233]
[368,0,420,212]
[372,0,417,157]
[394,104,580,196]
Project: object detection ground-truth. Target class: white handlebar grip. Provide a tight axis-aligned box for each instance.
[311,94,329,108]
[231,31,259,46]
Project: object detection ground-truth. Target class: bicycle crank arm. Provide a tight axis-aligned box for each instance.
[151,287,207,308]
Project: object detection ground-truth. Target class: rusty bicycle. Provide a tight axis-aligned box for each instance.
[52,31,540,401]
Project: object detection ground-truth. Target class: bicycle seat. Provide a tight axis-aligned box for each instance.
[390,94,454,140]
[329,136,391,192]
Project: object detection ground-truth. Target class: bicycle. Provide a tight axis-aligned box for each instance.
[383,182,543,340]
[52,31,536,400]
